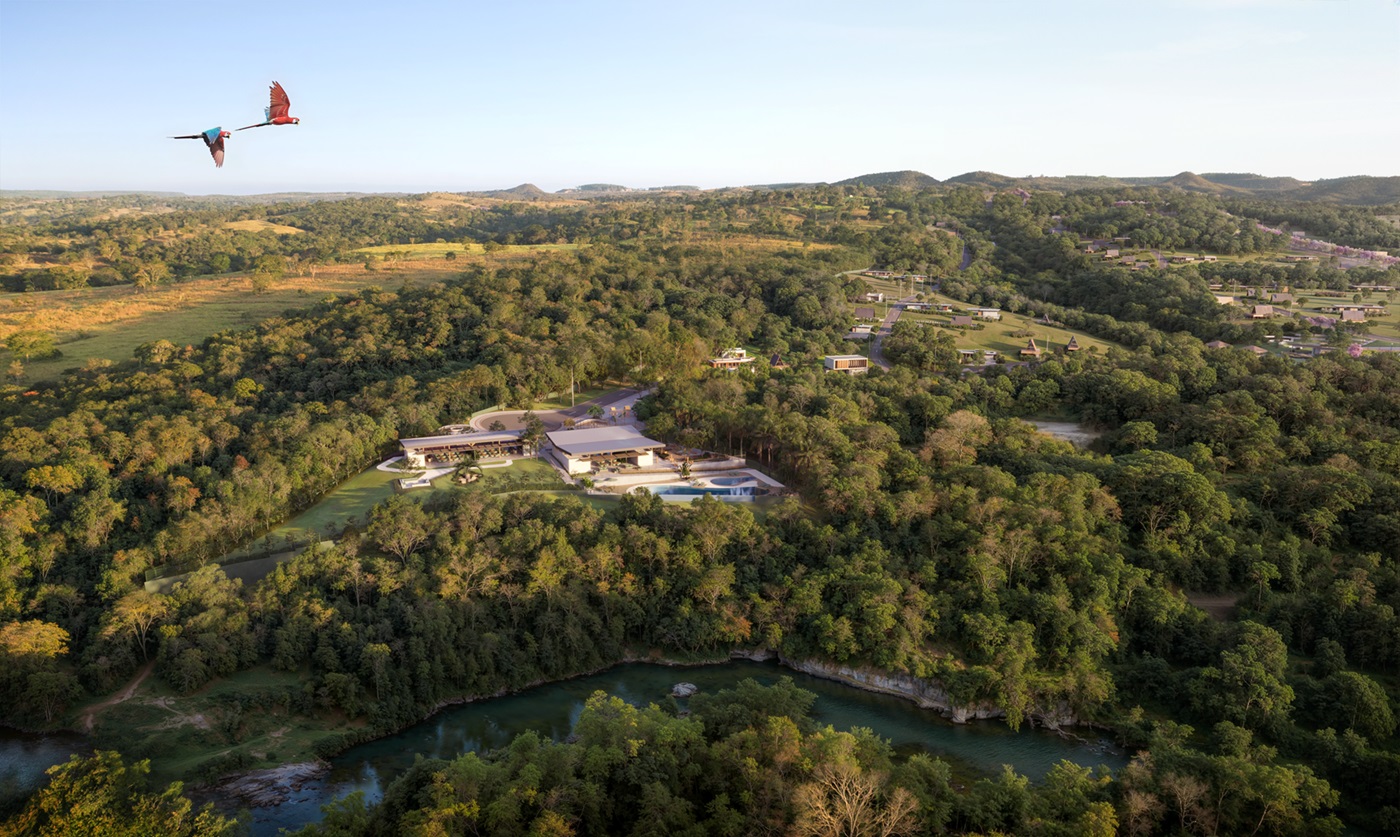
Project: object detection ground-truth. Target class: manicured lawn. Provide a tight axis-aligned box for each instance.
[528,386,620,411]
[223,465,402,560]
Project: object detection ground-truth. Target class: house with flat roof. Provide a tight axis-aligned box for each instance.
[401,429,527,468]
[845,325,873,340]
[707,348,757,370]
[545,426,665,475]
[824,355,870,374]
[967,307,1002,321]
[863,292,885,303]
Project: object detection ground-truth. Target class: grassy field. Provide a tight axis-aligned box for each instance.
[853,278,1118,359]
[354,242,581,258]
[0,242,586,382]
[223,219,303,235]
[220,457,571,565]
[77,663,362,786]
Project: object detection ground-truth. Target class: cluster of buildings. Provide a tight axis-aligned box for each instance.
[399,425,666,478]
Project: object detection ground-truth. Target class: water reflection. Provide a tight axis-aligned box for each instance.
[246,660,1126,836]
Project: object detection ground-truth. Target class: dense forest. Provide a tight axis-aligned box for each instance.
[2,184,1398,835]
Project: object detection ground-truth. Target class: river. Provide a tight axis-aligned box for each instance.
[244,660,1127,835]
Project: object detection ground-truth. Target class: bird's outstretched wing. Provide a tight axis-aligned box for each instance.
[235,121,267,131]
[267,81,291,120]
[210,136,226,167]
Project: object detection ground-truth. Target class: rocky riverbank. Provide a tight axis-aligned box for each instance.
[740,651,1078,731]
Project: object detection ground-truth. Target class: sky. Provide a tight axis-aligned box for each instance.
[1,0,1397,195]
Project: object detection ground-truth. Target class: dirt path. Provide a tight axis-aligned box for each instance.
[79,659,155,733]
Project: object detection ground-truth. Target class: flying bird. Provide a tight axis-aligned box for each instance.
[237,81,300,130]
[170,127,231,167]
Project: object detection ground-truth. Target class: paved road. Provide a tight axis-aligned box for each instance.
[469,388,648,432]
[869,299,917,370]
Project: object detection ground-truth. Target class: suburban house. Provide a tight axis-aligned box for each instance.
[1206,340,1231,349]
[957,350,980,364]
[967,307,1002,321]
[854,306,878,320]
[769,353,790,370]
[1341,309,1367,323]
[1214,295,1236,305]
[1251,305,1275,319]
[545,426,665,475]
[949,315,974,328]
[904,302,932,312]
[1062,336,1081,353]
[401,429,527,468]
[824,354,870,374]
[1322,303,1389,317]
[1019,338,1041,358]
[863,292,885,303]
[1200,255,1218,262]
[1243,345,1270,356]
[935,303,955,313]
[1103,249,1120,258]
[707,348,757,370]
[865,270,895,278]
[845,325,873,340]
[1269,292,1294,304]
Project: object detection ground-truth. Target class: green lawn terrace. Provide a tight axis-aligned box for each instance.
[852,280,1118,362]
[1221,288,1400,347]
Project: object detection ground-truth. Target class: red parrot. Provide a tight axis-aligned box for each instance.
[237,81,300,130]
[170,127,231,167]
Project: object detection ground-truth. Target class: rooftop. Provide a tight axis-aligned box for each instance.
[546,426,665,456]
[402,430,524,448]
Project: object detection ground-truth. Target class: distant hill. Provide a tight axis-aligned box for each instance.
[569,184,633,193]
[1159,171,1242,195]
[835,170,940,188]
[482,183,550,200]
[1199,173,1308,192]
[0,189,187,199]
[942,171,1021,189]
[1289,176,1400,205]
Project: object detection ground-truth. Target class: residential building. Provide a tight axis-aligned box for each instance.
[824,355,870,374]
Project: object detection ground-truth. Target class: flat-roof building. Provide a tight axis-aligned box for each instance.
[823,354,870,374]
[545,426,665,475]
[401,430,526,468]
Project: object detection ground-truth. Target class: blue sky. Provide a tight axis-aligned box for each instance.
[1,0,1396,194]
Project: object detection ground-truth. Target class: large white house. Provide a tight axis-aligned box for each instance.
[545,426,665,475]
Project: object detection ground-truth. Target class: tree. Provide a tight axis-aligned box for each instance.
[5,750,239,836]
[101,590,171,661]
[6,330,57,361]
[366,495,431,563]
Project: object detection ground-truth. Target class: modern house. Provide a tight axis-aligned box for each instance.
[845,325,873,340]
[545,426,665,475]
[1019,338,1041,358]
[824,355,870,375]
[863,292,885,303]
[401,429,527,468]
[1063,336,1081,353]
[967,307,1002,321]
[707,348,758,370]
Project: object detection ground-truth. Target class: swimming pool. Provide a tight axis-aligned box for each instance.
[707,477,755,486]
[638,485,757,499]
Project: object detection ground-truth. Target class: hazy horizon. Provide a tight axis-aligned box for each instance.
[2,0,1397,195]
